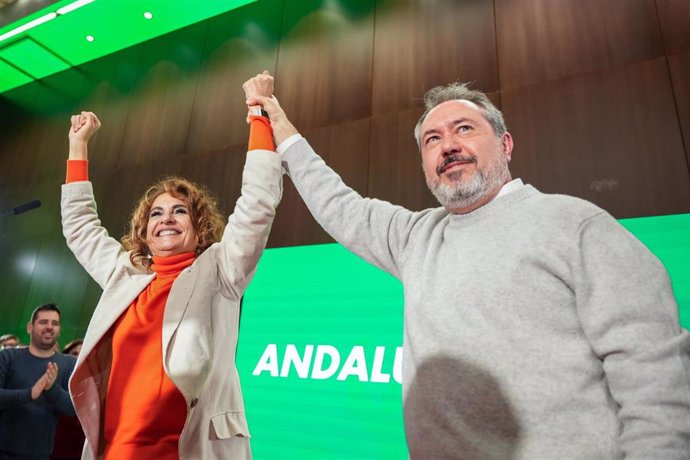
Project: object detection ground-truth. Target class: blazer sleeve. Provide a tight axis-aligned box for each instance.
[61,181,128,288]
[215,150,283,299]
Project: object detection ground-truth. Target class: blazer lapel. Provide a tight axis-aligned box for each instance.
[79,266,155,364]
[162,263,200,360]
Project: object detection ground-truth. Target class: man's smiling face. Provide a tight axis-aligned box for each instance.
[28,310,60,351]
[420,100,513,213]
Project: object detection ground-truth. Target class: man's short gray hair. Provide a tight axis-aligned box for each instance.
[414,82,507,149]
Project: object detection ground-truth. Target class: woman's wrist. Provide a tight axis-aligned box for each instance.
[68,140,88,160]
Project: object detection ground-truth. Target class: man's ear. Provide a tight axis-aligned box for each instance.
[501,132,514,163]
[26,321,33,336]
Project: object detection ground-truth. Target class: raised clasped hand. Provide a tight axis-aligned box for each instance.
[242,70,274,100]
[243,70,274,123]
[68,111,101,144]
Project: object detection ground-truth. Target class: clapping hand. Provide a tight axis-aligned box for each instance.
[31,362,59,400]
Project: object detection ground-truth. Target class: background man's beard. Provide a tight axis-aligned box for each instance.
[32,335,57,350]
[427,157,510,211]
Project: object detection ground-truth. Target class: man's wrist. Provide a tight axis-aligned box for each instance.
[276,131,301,154]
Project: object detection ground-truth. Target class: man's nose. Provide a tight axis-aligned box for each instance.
[440,135,461,156]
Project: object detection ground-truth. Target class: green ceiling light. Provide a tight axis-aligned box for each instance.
[0,0,256,94]
[55,0,95,16]
[0,12,57,43]
[0,0,95,44]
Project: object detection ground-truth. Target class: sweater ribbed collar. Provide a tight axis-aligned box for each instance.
[447,184,539,225]
[150,252,196,276]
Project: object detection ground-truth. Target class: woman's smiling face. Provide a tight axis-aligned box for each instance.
[145,192,197,258]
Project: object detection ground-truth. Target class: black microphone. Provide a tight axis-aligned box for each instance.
[0,200,42,217]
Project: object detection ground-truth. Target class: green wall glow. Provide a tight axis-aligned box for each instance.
[619,213,690,327]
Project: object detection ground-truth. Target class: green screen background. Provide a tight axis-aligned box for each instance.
[238,213,690,459]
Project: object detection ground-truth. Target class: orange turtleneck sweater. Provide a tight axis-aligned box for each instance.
[103,252,194,459]
[65,115,274,458]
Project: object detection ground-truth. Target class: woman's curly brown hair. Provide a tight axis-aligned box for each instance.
[121,176,226,269]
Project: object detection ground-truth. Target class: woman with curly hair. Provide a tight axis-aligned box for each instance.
[61,77,280,460]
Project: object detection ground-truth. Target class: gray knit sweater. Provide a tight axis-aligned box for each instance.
[281,137,690,459]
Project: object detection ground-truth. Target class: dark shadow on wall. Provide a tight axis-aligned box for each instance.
[404,355,521,460]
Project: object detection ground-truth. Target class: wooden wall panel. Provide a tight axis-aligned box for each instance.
[29,143,102,343]
[0,190,47,337]
[496,0,664,89]
[372,0,498,115]
[0,89,49,334]
[31,117,72,186]
[368,106,434,211]
[187,0,284,155]
[6,75,83,193]
[6,66,86,199]
[75,46,144,175]
[668,52,690,177]
[20,182,89,340]
[0,99,34,207]
[8,120,55,190]
[26,68,85,116]
[656,0,690,55]
[178,146,248,219]
[274,0,375,130]
[118,22,207,167]
[502,57,690,218]
[268,118,372,248]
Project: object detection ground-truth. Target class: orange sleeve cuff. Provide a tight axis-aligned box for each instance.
[66,160,89,183]
[248,115,275,152]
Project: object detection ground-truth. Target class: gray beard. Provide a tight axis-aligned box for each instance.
[427,158,510,211]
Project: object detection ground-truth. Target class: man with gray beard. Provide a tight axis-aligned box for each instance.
[415,84,513,213]
[244,73,690,459]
